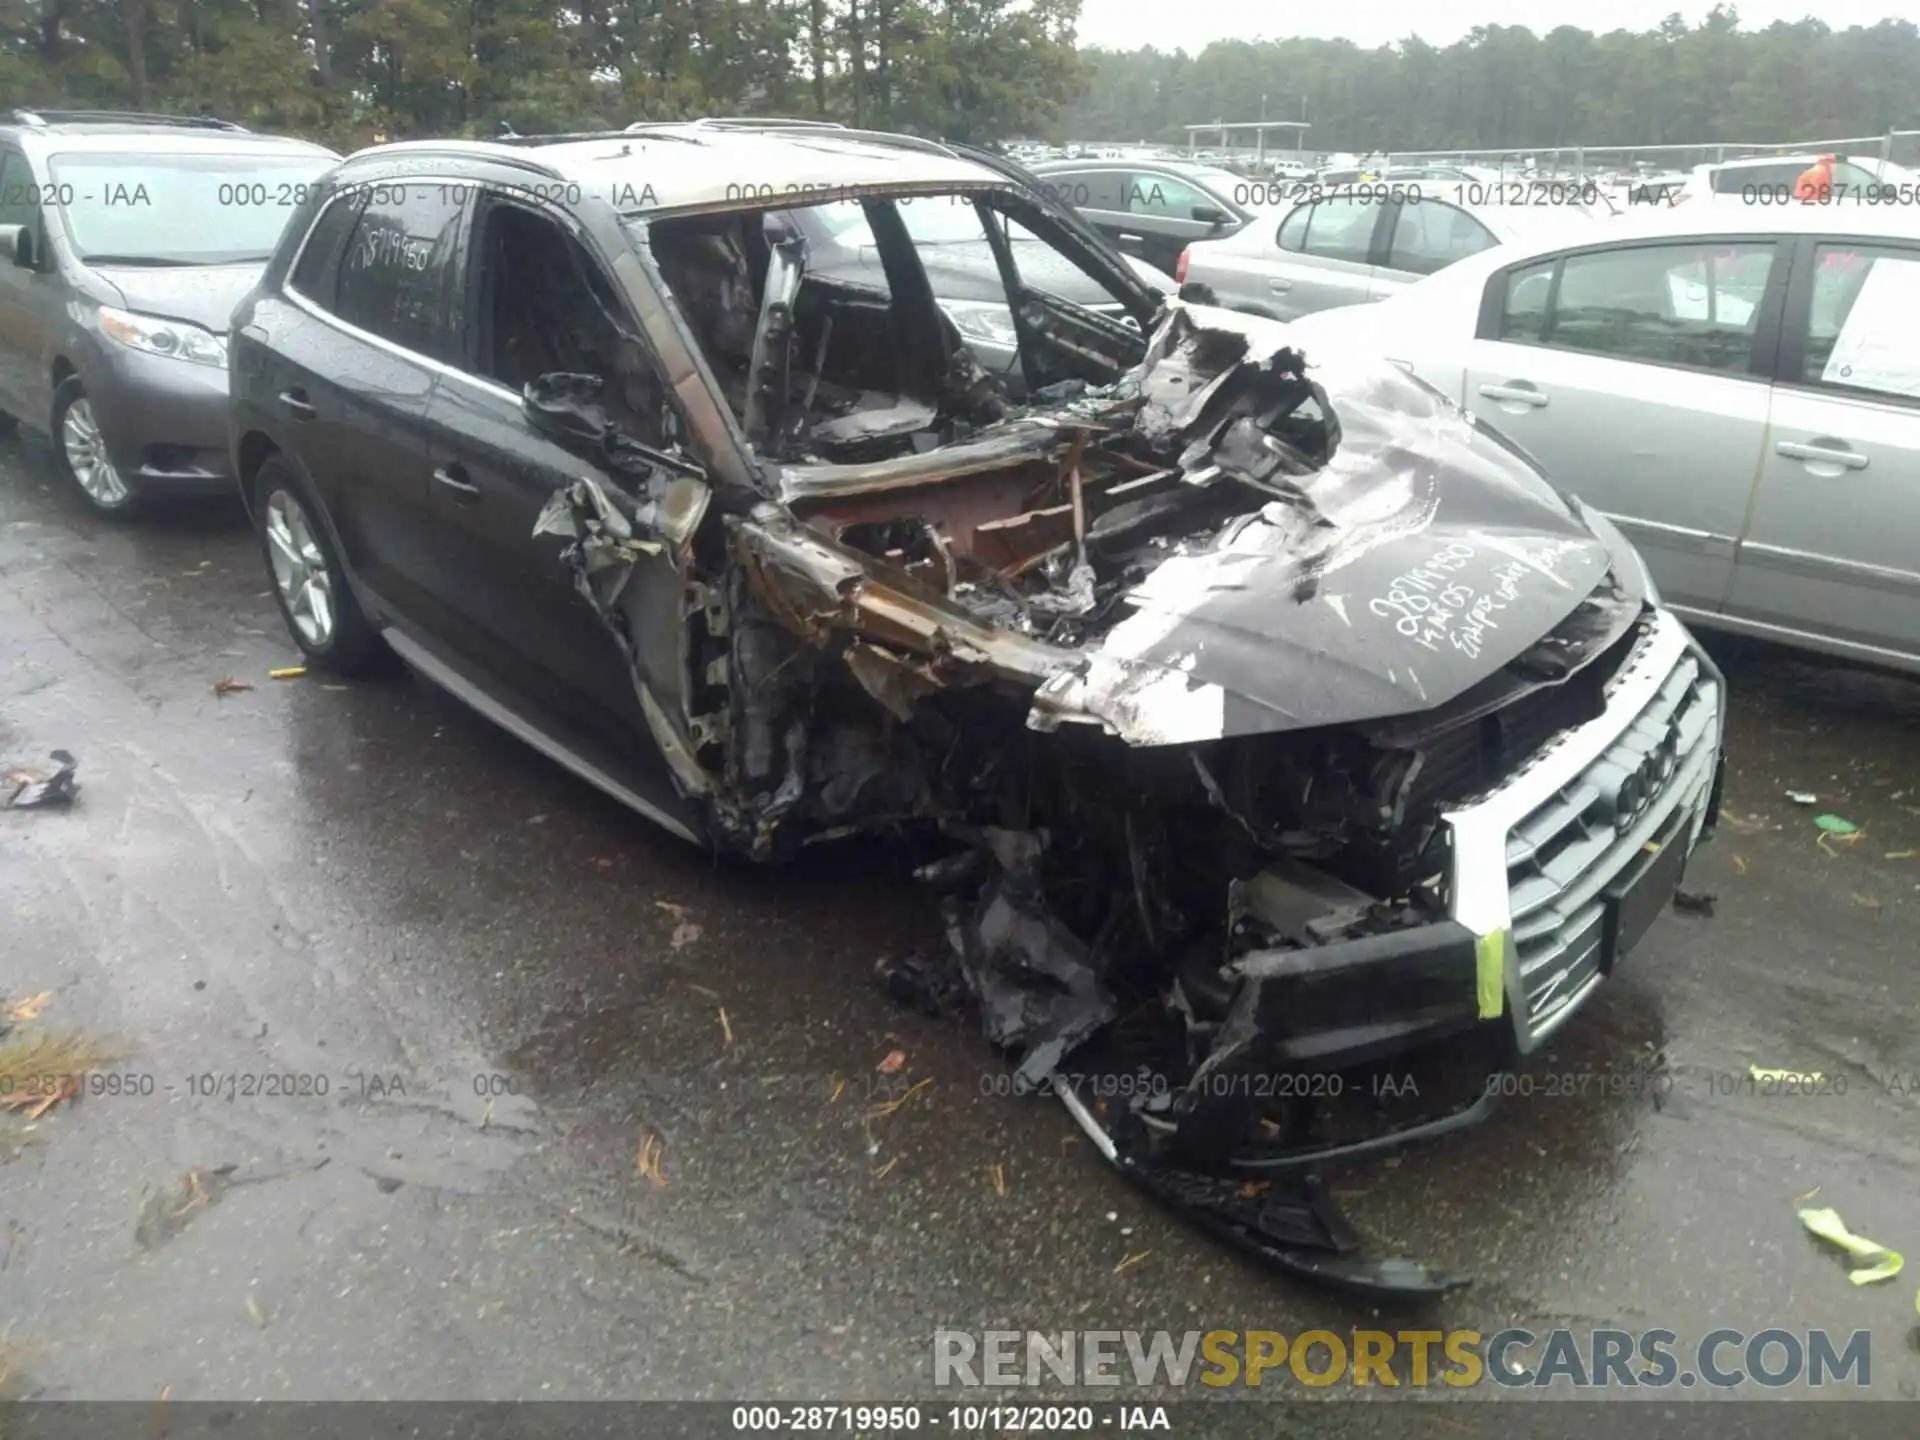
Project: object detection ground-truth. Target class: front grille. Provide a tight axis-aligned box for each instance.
[1503,651,1720,1037]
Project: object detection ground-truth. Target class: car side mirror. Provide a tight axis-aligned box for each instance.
[1191,205,1229,227]
[0,224,34,269]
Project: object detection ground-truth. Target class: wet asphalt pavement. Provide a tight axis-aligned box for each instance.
[2,429,1918,1413]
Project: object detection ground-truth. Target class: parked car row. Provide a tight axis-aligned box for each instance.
[1286,203,1920,674]
[0,106,1730,1234]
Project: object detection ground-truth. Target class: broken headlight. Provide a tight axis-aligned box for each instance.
[940,299,1020,348]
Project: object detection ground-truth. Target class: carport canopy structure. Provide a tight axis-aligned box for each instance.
[1184,120,1311,160]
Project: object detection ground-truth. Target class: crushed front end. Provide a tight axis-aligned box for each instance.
[537,239,1726,1295]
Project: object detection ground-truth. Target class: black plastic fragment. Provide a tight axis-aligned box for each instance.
[5,749,79,810]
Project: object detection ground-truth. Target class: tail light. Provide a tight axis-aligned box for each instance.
[1175,246,1189,283]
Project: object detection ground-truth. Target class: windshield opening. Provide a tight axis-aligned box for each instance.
[48,152,336,265]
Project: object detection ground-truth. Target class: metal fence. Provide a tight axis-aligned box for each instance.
[1384,130,1920,176]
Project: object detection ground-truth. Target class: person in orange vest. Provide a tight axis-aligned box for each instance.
[1793,154,1836,203]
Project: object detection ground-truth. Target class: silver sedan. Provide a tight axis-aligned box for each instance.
[1286,203,1920,674]
[1178,186,1603,321]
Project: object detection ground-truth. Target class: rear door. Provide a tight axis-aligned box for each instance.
[1039,169,1128,250]
[1375,198,1500,299]
[1724,237,1920,662]
[1458,236,1787,614]
[276,179,467,623]
[1203,195,1385,320]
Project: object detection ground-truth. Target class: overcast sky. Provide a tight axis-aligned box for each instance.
[1072,2,1920,51]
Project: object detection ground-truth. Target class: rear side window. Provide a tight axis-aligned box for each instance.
[1068,171,1124,210]
[1275,204,1309,252]
[1711,163,1801,194]
[288,191,365,308]
[1499,258,1555,342]
[332,182,467,363]
[1801,243,1920,399]
[1386,201,1497,276]
[1499,241,1776,375]
[1126,173,1206,218]
[1299,196,1380,264]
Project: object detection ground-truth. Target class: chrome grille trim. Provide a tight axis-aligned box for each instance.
[1443,608,1724,1052]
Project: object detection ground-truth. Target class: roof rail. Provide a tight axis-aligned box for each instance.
[686,119,959,160]
[673,117,849,132]
[9,108,249,132]
[493,127,705,148]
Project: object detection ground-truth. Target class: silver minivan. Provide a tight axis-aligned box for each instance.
[0,109,336,513]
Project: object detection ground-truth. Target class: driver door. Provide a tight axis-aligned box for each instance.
[420,191,693,756]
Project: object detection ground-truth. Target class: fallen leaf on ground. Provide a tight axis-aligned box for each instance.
[212,677,254,698]
[1113,1250,1151,1276]
[655,901,690,920]
[670,921,703,950]
[873,1156,899,1179]
[989,1162,1007,1197]
[866,1076,931,1119]
[1733,854,1749,874]
[1814,814,1859,835]
[877,1049,907,1075]
[244,1292,267,1330]
[0,1030,117,1116]
[1852,892,1882,912]
[717,1007,733,1046]
[4,992,52,1023]
[634,1131,668,1188]
[1886,850,1916,861]
[1786,791,1818,806]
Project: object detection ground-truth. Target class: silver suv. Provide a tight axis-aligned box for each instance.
[0,109,337,513]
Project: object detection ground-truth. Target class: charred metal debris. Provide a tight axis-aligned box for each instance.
[531,247,1648,1297]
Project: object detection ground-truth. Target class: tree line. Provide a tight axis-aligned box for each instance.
[1066,9,1920,155]
[0,0,1083,148]
[3,4,1916,157]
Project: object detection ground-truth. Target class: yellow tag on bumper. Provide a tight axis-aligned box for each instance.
[1475,929,1508,1019]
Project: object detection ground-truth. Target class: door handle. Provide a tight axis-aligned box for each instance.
[1268,278,1292,292]
[1117,232,1143,242]
[433,463,481,500]
[1775,439,1868,470]
[277,388,316,420]
[1478,382,1549,407]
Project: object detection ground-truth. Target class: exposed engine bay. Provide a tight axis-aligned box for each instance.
[529,189,1663,1299]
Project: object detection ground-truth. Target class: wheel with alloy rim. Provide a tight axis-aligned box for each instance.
[52,380,135,513]
[252,455,383,673]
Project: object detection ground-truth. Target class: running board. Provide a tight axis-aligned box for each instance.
[381,625,704,847]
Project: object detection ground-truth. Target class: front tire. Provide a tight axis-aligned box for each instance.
[52,378,138,515]
[254,454,385,674]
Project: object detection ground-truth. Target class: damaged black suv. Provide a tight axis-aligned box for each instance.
[231,119,1726,1294]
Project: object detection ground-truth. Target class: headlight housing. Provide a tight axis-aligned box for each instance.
[97,306,228,369]
[940,299,1021,348]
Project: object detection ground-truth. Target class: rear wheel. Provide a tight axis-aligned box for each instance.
[254,454,385,673]
[52,378,137,514]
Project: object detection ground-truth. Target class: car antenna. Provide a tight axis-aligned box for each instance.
[496,119,519,139]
